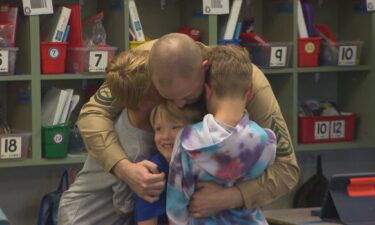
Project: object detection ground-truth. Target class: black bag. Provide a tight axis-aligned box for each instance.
[293,155,329,208]
[37,170,69,225]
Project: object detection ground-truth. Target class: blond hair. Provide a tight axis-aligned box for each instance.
[150,101,204,128]
[106,49,157,110]
[206,45,252,98]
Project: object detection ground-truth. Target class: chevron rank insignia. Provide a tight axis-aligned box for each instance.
[270,115,293,156]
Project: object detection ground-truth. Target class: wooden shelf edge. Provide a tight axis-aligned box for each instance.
[296,141,364,151]
[40,74,106,80]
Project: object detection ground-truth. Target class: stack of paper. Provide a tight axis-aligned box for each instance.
[41,87,80,126]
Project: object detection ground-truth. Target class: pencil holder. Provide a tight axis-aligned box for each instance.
[41,42,68,74]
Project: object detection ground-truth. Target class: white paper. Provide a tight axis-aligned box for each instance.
[203,0,229,15]
[22,0,53,15]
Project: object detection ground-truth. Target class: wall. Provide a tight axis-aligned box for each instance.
[1,148,375,224]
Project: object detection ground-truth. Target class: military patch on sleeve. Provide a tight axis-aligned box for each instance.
[270,116,293,156]
[94,84,115,106]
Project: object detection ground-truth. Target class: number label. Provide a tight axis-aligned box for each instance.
[48,48,60,59]
[270,46,287,67]
[330,120,345,139]
[367,0,375,11]
[89,51,108,72]
[0,50,9,72]
[203,0,229,15]
[338,45,357,66]
[314,121,330,140]
[1,137,22,159]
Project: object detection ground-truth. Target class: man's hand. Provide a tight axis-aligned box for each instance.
[189,182,244,218]
[113,159,165,203]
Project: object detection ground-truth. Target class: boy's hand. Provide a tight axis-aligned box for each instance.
[113,159,165,203]
[189,182,244,218]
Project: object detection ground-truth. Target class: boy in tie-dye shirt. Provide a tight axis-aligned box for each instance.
[167,45,277,225]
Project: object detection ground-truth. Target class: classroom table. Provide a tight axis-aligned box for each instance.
[264,207,343,225]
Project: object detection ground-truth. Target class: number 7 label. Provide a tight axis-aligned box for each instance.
[89,51,108,72]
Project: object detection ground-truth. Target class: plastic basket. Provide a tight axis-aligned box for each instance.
[298,114,356,144]
[243,42,293,68]
[298,37,321,67]
[0,47,18,75]
[42,123,71,158]
[0,131,31,159]
[320,40,363,66]
[40,42,68,74]
[66,46,117,73]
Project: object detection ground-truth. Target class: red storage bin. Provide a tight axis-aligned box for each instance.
[298,37,321,67]
[41,42,67,74]
[298,114,356,144]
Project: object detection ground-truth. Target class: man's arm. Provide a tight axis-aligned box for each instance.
[77,82,165,202]
[189,65,300,216]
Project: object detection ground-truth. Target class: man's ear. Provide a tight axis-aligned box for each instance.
[201,59,209,72]
[246,84,254,103]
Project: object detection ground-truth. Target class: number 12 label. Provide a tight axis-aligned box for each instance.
[1,137,22,159]
[330,120,345,138]
[89,51,108,72]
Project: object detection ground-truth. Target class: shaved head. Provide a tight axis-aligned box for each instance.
[149,33,203,87]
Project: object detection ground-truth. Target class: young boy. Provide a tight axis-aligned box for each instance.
[167,45,277,225]
[134,101,204,225]
[58,49,163,225]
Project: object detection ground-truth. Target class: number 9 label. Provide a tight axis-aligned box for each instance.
[89,51,108,72]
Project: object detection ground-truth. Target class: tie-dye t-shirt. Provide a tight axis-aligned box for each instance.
[167,114,276,225]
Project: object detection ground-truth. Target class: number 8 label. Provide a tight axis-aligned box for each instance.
[1,137,22,159]
[89,51,108,72]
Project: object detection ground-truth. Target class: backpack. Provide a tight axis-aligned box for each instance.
[37,170,69,225]
[293,155,329,208]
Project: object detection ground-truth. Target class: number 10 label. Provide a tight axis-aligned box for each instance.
[89,51,108,72]
[338,46,357,66]
[1,137,22,159]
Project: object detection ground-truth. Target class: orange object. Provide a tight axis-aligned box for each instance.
[347,177,375,197]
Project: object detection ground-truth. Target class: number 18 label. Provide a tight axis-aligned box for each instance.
[1,137,22,159]
[89,51,108,72]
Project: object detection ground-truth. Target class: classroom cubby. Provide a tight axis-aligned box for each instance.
[0,0,374,168]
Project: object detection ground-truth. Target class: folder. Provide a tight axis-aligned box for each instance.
[223,0,243,40]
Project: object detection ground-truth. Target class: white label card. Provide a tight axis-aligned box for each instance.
[22,0,53,15]
[89,51,108,72]
[1,137,22,159]
[314,121,330,140]
[270,46,287,67]
[0,50,9,72]
[367,0,375,11]
[338,45,357,66]
[203,0,229,15]
[330,120,345,139]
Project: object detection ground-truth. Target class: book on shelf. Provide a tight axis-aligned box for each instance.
[128,0,145,41]
[223,0,243,40]
[41,6,71,42]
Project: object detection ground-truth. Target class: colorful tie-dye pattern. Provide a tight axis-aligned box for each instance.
[167,114,276,225]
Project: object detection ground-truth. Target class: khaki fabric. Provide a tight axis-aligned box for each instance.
[77,42,300,208]
[236,65,300,208]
